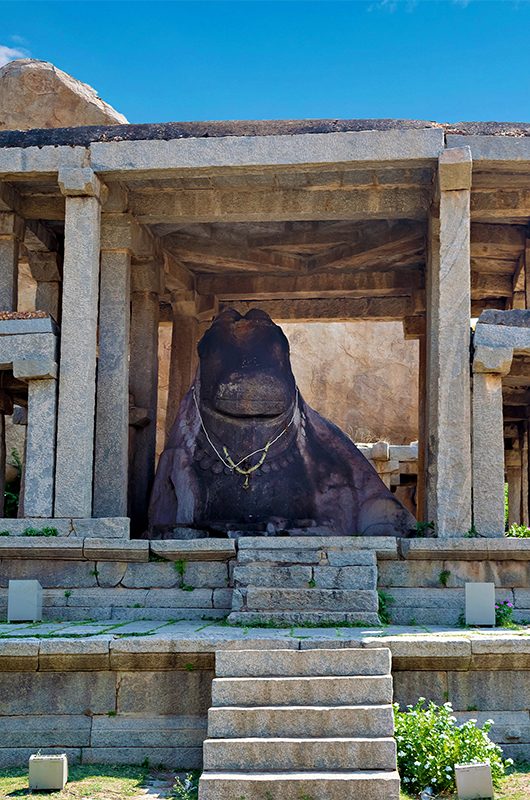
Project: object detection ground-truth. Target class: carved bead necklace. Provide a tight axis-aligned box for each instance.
[192,385,298,489]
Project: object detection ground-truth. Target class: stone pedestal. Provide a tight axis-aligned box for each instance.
[426,148,472,536]
[54,169,103,518]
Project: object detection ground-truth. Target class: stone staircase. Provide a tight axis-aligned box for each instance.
[199,647,399,800]
[229,538,380,625]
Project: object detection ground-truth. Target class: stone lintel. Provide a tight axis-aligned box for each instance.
[0,144,87,179]
[58,167,104,200]
[474,321,530,353]
[90,128,445,176]
[473,344,513,375]
[438,146,472,191]
[12,359,57,380]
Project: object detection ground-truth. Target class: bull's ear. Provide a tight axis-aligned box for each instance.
[245,308,273,323]
[213,308,242,323]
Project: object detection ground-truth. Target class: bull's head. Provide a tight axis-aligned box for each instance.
[197,308,297,422]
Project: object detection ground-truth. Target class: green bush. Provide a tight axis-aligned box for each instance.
[172,772,199,799]
[495,599,515,627]
[506,523,530,538]
[394,698,512,795]
[23,526,58,537]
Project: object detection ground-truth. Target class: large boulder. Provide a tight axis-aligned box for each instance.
[0,59,127,130]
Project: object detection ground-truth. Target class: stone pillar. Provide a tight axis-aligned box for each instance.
[472,345,513,537]
[506,458,522,526]
[54,168,103,518]
[20,376,57,518]
[129,261,160,533]
[27,251,62,320]
[0,212,24,310]
[426,147,472,536]
[522,424,529,526]
[93,248,131,518]
[165,297,198,441]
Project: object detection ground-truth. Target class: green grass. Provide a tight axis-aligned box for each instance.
[0,764,149,799]
[400,761,530,799]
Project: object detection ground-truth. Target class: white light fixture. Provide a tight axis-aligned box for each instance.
[465,582,495,627]
[29,754,68,791]
[7,579,43,623]
[455,762,494,799]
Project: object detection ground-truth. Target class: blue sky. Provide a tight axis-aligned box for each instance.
[0,1,528,124]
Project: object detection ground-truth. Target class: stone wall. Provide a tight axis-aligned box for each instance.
[2,633,530,766]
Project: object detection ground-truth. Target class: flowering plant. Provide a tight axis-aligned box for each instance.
[394,698,512,795]
[495,599,514,627]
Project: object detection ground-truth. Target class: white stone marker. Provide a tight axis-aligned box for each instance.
[7,579,43,622]
[465,582,495,627]
[29,753,68,791]
[455,762,493,799]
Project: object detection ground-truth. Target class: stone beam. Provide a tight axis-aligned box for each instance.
[447,134,530,164]
[471,189,530,222]
[197,267,424,300]
[220,295,415,322]
[129,186,430,224]
[90,128,445,175]
[471,223,526,259]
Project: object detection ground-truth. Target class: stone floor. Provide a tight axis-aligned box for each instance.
[1,617,530,645]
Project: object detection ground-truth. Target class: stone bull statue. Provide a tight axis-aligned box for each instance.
[149,308,416,537]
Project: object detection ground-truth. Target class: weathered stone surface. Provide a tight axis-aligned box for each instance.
[0,538,83,559]
[473,372,506,536]
[0,715,91,747]
[117,670,212,715]
[213,589,233,608]
[233,564,312,588]
[83,746,202,768]
[0,559,97,588]
[238,548,325,566]
[399,538,530,560]
[444,559,530,588]
[227,611,380,625]
[212,675,392,707]
[393,670,448,707]
[0,671,116,714]
[121,563,180,589]
[363,635,471,670]
[150,540,235,561]
[216,647,390,678]
[0,518,72,537]
[39,639,110,670]
[313,566,377,590]
[378,560,444,587]
[327,550,379,566]
[74,518,130,539]
[199,770,400,800]
[203,736,396,772]
[83,539,148,561]
[470,637,530,669]
[145,589,213,608]
[246,587,378,612]
[0,639,39,671]
[239,536,397,557]
[62,588,147,608]
[388,607,462,626]
[448,670,530,711]
[96,561,127,587]
[91,714,207,747]
[0,59,127,130]
[207,704,394,739]
[454,710,530,744]
[0,747,81,768]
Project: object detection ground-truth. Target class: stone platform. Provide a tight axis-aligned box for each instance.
[2,621,530,768]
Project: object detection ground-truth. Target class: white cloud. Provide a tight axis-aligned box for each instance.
[0,44,30,69]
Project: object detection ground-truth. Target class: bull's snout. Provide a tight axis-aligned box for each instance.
[213,372,293,418]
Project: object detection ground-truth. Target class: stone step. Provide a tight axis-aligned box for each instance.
[211,675,393,707]
[233,563,377,590]
[207,704,395,739]
[198,770,400,800]
[246,587,379,612]
[227,611,381,625]
[216,647,391,678]
[203,736,397,771]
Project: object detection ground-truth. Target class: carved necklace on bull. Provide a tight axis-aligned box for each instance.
[192,385,299,489]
